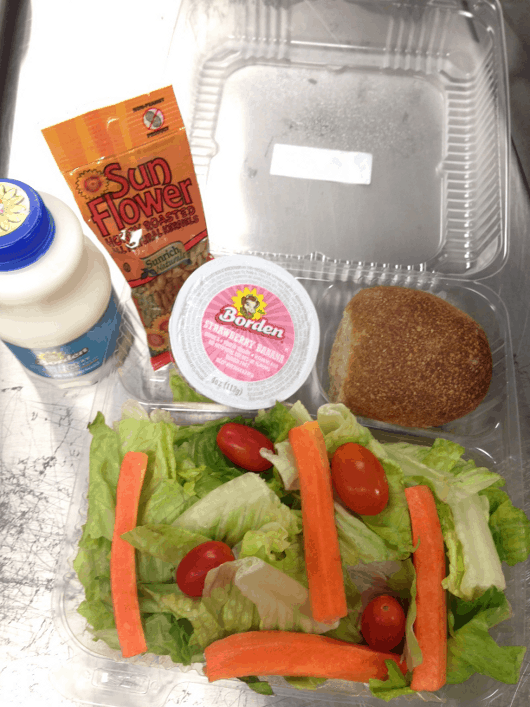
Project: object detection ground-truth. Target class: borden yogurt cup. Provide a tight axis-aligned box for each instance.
[169,255,320,409]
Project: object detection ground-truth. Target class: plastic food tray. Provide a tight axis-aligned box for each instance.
[51,267,525,707]
[50,1,524,706]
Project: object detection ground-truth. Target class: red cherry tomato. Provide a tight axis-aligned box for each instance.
[176,541,235,597]
[361,595,406,652]
[216,422,275,472]
[331,443,389,515]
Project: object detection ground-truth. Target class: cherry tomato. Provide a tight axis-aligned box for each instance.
[176,541,235,597]
[216,422,275,472]
[361,595,406,652]
[331,443,389,515]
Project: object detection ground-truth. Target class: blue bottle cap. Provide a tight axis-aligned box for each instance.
[0,179,55,271]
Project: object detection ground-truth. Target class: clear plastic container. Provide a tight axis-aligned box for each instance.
[51,268,525,707]
[169,0,510,278]
[50,1,524,706]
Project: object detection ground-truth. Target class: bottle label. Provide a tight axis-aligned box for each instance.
[2,293,122,379]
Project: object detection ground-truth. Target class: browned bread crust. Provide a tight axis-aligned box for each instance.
[328,286,492,428]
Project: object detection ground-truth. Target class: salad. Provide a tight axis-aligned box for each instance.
[75,379,530,701]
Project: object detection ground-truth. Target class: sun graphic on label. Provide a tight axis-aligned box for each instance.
[75,169,109,200]
[231,288,267,320]
[36,350,65,365]
[0,182,30,235]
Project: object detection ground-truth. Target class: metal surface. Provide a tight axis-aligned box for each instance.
[2,1,530,706]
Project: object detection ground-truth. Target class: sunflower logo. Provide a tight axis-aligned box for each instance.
[146,314,170,352]
[152,314,170,333]
[75,169,109,200]
[0,182,30,236]
[146,329,168,352]
[231,287,267,320]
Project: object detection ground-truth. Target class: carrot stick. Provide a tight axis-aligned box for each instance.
[405,485,447,692]
[205,631,408,683]
[288,421,347,624]
[110,451,149,658]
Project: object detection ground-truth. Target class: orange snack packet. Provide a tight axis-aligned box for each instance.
[43,86,209,370]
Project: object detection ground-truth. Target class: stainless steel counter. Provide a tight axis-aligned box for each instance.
[2,1,530,706]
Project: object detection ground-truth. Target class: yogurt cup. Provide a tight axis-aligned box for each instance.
[169,255,320,409]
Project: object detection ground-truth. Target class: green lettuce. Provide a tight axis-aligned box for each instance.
[253,401,301,443]
[346,558,421,670]
[369,661,414,702]
[383,440,508,601]
[317,403,384,457]
[84,412,122,542]
[479,486,530,566]
[446,587,526,684]
[203,556,338,634]
[317,404,412,557]
[174,473,301,546]
[122,525,211,565]
[383,439,504,505]
[260,439,300,491]
[76,401,530,694]
[169,367,213,402]
[358,458,412,560]
[335,503,398,565]
[264,403,413,558]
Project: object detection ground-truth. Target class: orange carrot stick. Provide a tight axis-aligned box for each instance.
[110,451,149,658]
[405,485,447,692]
[288,421,347,624]
[205,631,408,683]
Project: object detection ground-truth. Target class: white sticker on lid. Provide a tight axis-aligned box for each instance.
[270,144,373,185]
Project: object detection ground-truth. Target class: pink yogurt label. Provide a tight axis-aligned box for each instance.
[201,284,295,382]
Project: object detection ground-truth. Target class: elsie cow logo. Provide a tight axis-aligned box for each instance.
[215,287,285,339]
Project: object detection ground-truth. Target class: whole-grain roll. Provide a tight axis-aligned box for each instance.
[328,286,492,428]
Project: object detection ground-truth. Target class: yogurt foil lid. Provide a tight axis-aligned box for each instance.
[169,255,320,409]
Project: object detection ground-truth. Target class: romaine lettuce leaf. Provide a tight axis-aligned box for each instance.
[253,401,301,443]
[122,524,211,565]
[143,614,197,665]
[317,403,385,458]
[446,494,506,600]
[169,368,213,402]
[174,473,301,545]
[84,412,122,541]
[238,526,307,586]
[335,503,398,564]
[237,676,274,695]
[358,458,413,560]
[73,535,112,602]
[446,587,526,684]
[383,441,503,505]
[384,441,507,601]
[369,660,414,702]
[479,486,530,566]
[203,556,338,634]
[283,676,327,691]
[260,439,300,491]
[141,583,226,653]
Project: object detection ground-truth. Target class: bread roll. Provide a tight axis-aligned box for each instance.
[328,286,492,428]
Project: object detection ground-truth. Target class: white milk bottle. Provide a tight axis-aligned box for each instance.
[0,178,122,387]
